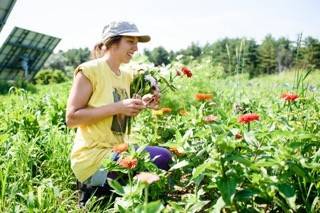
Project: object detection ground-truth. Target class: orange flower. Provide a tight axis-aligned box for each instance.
[161,107,172,113]
[118,156,138,169]
[203,115,218,123]
[135,172,160,184]
[195,93,213,101]
[169,147,184,157]
[112,143,128,154]
[281,92,299,102]
[238,113,260,124]
[179,109,188,116]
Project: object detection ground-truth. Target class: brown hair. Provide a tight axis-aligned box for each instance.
[90,36,122,59]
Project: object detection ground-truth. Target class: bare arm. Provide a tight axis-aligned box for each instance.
[66,72,145,128]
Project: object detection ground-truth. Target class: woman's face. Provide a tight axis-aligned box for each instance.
[114,36,139,63]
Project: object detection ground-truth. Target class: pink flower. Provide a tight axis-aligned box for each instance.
[135,172,160,184]
[203,115,218,123]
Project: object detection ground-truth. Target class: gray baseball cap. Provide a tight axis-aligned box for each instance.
[101,21,151,43]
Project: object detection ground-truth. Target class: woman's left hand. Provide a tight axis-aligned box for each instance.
[142,91,160,109]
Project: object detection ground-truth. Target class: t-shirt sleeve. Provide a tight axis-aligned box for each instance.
[74,64,96,90]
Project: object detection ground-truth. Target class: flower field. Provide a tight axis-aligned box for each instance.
[0,67,319,212]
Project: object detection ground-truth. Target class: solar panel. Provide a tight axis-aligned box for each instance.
[0,27,61,80]
[0,0,16,33]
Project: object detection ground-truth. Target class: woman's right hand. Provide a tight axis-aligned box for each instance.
[117,98,145,116]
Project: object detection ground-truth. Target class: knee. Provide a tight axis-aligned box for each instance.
[146,146,172,170]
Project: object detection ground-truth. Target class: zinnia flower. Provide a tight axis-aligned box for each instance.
[169,147,184,157]
[281,92,299,102]
[118,156,138,169]
[135,172,160,184]
[195,93,213,101]
[235,133,243,140]
[179,109,188,116]
[238,113,260,124]
[112,143,128,154]
[161,107,172,113]
[203,115,218,123]
[181,67,192,78]
[152,109,163,116]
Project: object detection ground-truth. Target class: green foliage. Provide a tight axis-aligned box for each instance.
[1,58,320,212]
[34,69,68,85]
[144,46,170,66]
[44,48,90,71]
[258,34,277,74]
[0,79,36,94]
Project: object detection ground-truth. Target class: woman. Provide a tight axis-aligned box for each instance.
[66,21,172,206]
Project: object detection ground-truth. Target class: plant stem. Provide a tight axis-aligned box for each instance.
[144,186,149,212]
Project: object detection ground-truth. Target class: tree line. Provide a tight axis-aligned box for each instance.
[45,34,320,78]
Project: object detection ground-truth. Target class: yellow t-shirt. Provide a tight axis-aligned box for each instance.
[70,57,134,182]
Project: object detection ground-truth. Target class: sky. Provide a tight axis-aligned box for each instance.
[0,0,319,53]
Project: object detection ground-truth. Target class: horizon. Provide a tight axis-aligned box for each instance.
[0,0,319,53]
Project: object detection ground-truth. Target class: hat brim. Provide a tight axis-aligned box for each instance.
[119,32,151,42]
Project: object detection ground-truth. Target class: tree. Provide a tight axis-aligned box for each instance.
[63,48,91,68]
[302,36,320,69]
[44,50,68,71]
[258,35,277,74]
[144,46,170,66]
[276,37,294,72]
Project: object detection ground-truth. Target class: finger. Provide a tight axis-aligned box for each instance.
[132,99,144,105]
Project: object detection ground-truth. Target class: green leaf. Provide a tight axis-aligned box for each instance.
[226,155,252,167]
[216,177,237,205]
[244,132,259,148]
[189,200,210,212]
[169,160,189,171]
[134,200,164,213]
[192,162,213,179]
[235,188,260,202]
[108,179,125,195]
[289,162,309,180]
[212,196,226,213]
[276,183,296,210]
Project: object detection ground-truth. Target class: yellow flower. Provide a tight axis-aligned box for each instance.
[152,109,163,116]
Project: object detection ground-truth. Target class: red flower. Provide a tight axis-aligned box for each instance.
[281,92,299,102]
[181,67,192,78]
[118,156,138,169]
[238,113,260,124]
[203,115,218,123]
[112,143,128,154]
[195,93,213,101]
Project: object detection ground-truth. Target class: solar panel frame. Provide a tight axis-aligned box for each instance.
[0,0,17,32]
[0,27,61,80]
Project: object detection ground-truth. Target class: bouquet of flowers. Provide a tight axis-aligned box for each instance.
[127,63,192,133]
